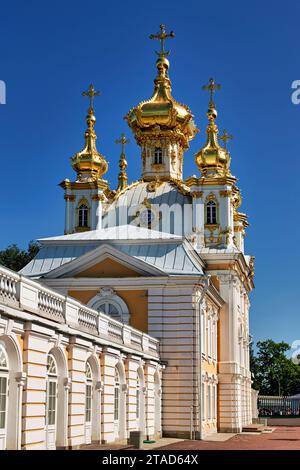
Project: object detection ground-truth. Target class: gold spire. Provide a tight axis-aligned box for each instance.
[70,84,108,182]
[116,133,130,191]
[126,25,198,151]
[195,78,232,178]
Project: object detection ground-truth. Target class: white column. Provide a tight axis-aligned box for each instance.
[15,372,26,450]
[192,192,204,248]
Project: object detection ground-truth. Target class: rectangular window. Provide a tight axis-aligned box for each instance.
[136,389,140,419]
[114,388,119,421]
[208,384,212,420]
[85,384,92,422]
[201,382,205,421]
[47,380,57,426]
[214,384,218,419]
[0,376,7,429]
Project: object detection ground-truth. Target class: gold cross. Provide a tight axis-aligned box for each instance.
[115,133,130,153]
[220,129,233,149]
[202,78,221,105]
[82,84,100,109]
[149,24,175,57]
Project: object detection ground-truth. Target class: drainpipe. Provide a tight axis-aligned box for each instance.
[197,276,210,440]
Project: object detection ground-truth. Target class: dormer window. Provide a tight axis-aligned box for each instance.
[154,147,163,165]
[78,203,89,227]
[206,200,217,225]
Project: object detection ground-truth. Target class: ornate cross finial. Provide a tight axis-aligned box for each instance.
[115,133,130,154]
[116,133,129,191]
[149,24,175,57]
[82,84,100,110]
[220,129,233,150]
[202,78,221,106]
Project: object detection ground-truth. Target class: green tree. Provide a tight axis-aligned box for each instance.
[0,241,40,272]
[252,339,300,396]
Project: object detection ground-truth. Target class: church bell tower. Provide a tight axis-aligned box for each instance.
[59,84,109,234]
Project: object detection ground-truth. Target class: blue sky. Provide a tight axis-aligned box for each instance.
[0,0,299,348]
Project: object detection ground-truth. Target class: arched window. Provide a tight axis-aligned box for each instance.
[136,375,140,420]
[46,354,58,449]
[114,368,120,422]
[0,346,8,435]
[97,301,122,322]
[78,203,89,228]
[88,289,130,325]
[154,147,163,165]
[206,200,217,225]
[85,362,92,424]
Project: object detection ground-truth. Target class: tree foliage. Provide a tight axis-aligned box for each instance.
[251,339,300,396]
[0,241,40,272]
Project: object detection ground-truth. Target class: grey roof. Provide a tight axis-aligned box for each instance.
[21,227,204,278]
[39,225,181,242]
[102,181,191,232]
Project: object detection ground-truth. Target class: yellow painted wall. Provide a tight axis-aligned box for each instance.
[75,258,141,278]
[68,289,148,333]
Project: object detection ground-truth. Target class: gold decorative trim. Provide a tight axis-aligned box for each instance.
[219,190,232,197]
[191,191,203,198]
[64,194,76,201]
[91,194,105,202]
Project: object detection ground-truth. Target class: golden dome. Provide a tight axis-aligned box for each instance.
[71,84,108,182]
[195,79,231,177]
[126,46,198,149]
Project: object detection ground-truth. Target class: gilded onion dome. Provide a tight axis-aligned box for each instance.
[71,84,108,182]
[195,78,231,177]
[125,26,198,149]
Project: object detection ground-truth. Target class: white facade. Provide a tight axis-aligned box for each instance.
[0,266,161,449]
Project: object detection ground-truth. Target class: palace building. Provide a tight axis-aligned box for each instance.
[0,25,254,449]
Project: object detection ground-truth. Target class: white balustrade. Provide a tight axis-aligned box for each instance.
[0,267,19,305]
[78,306,98,331]
[0,265,159,357]
[38,288,65,322]
[108,320,123,340]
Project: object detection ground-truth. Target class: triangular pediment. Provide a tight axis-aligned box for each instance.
[75,257,141,278]
[44,243,166,279]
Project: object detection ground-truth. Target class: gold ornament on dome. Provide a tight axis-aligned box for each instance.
[71,84,108,182]
[125,25,198,152]
[195,78,232,178]
[115,133,130,191]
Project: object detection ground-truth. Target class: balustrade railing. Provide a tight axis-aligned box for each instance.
[0,265,159,356]
[0,267,18,305]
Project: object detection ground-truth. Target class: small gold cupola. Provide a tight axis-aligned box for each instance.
[116,133,130,191]
[71,84,108,182]
[125,25,198,181]
[195,78,231,178]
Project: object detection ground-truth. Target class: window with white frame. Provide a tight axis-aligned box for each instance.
[0,346,8,430]
[202,310,207,357]
[213,383,217,420]
[208,316,212,359]
[88,292,130,325]
[201,382,205,421]
[206,200,217,225]
[154,147,163,165]
[85,362,92,423]
[208,384,212,420]
[136,374,140,420]
[46,354,58,427]
[78,203,89,227]
[114,368,120,421]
